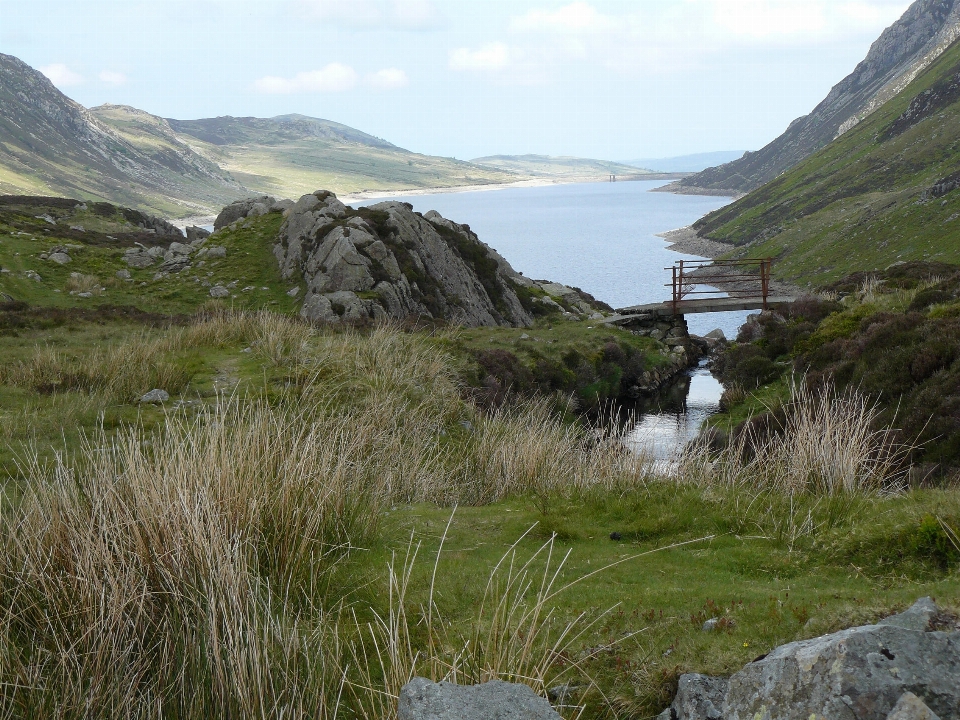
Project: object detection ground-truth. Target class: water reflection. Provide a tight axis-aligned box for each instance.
[624,360,723,471]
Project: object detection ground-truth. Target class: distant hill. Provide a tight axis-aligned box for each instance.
[675,0,960,195]
[160,114,518,201]
[623,151,746,174]
[470,154,653,179]
[0,54,244,217]
[0,53,522,218]
[692,35,960,287]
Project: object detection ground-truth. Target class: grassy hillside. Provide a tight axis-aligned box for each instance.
[695,37,960,288]
[471,154,652,179]
[163,115,521,200]
[0,55,244,218]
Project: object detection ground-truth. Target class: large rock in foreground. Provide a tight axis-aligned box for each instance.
[659,598,960,720]
[272,191,544,327]
[398,677,561,720]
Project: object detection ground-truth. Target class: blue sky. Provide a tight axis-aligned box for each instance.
[0,0,913,161]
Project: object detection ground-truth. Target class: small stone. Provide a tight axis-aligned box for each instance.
[287,286,301,297]
[520,333,530,339]
[77,292,93,298]
[205,246,227,258]
[242,286,255,292]
[702,618,719,632]
[460,420,474,432]
[209,286,230,298]
[48,252,72,265]
[116,269,131,280]
[241,347,252,353]
[398,677,561,720]
[139,389,170,404]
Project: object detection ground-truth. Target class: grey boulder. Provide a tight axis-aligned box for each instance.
[48,252,71,265]
[656,598,960,720]
[124,252,155,268]
[398,677,561,720]
[214,195,280,230]
[657,674,727,720]
[186,226,211,243]
[209,286,230,298]
[723,597,960,720]
[139,389,169,404]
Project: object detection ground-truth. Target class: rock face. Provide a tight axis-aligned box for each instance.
[214,195,289,230]
[675,0,960,194]
[273,190,545,327]
[658,598,960,720]
[398,677,561,720]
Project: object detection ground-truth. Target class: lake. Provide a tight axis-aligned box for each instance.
[356,179,747,337]
[356,179,744,462]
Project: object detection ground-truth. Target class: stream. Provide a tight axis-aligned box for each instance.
[623,360,724,467]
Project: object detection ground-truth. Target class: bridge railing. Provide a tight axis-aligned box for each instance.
[666,258,773,314]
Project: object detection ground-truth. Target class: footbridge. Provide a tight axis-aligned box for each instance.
[605,258,795,328]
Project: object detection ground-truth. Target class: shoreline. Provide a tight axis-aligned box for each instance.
[168,174,690,224]
[657,226,736,259]
[337,173,686,205]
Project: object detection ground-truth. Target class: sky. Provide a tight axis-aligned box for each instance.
[0,0,915,161]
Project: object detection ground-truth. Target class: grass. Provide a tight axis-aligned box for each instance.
[0,309,957,719]
[0,210,299,315]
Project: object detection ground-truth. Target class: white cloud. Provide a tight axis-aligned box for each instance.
[39,63,84,87]
[392,0,442,29]
[509,1,614,33]
[99,70,128,86]
[468,0,913,83]
[293,0,441,29]
[254,63,358,93]
[449,42,511,71]
[365,67,409,89]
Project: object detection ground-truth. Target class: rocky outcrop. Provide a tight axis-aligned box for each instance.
[272,190,601,327]
[213,195,293,230]
[673,0,960,195]
[398,677,561,720]
[658,598,960,720]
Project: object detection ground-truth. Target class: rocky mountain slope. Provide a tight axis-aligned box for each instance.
[0,54,245,217]
[688,35,960,287]
[672,0,960,195]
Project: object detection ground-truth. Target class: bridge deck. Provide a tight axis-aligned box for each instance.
[609,296,796,321]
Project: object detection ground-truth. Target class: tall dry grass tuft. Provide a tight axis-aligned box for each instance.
[1,396,380,716]
[681,380,911,496]
[0,336,194,401]
[0,313,656,717]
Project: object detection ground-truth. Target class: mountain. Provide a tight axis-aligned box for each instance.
[623,151,746,173]
[674,0,960,195]
[690,35,960,287]
[470,154,654,179]
[0,54,245,217]
[0,53,521,218]
[158,114,518,201]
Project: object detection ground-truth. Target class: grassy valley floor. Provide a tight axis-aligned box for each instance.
[0,305,957,719]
